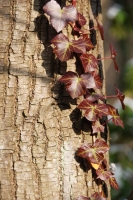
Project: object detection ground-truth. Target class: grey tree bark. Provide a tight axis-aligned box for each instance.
[0,0,110,199]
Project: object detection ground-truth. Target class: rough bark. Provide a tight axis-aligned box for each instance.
[0,0,110,199]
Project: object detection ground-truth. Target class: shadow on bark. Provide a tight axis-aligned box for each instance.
[90,0,102,17]
[75,151,91,172]
[34,3,76,110]
[69,108,92,135]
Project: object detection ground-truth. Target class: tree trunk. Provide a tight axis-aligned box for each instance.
[0,0,110,199]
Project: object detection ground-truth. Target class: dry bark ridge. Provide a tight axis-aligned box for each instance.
[0,0,110,199]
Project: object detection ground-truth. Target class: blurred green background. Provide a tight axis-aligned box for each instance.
[103,0,133,199]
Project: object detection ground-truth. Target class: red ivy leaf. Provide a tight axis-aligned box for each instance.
[91,192,106,200]
[114,85,125,110]
[51,34,71,61]
[80,73,96,89]
[78,99,109,121]
[80,54,99,73]
[77,13,87,27]
[77,192,106,200]
[93,75,103,89]
[110,44,119,72]
[59,71,86,98]
[93,139,109,154]
[82,35,94,51]
[96,19,104,40]
[109,176,119,190]
[51,33,86,61]
[70,39,86,54]
[107,104,124,128]
[96,164,112,181]
[77,139,109,164]
[43,0,78,32]
[59,71,95,99]
[86,91,105,102]
[92,120,105,133]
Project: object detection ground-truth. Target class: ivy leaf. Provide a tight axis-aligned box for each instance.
[77,13,87,27]
[78,100,109,121]
[59,71,95,99]
[51,34,71,61]
[110,44,119,72]
[43,0,78,32]
[92,120,105,133]
[93,75,103,89]
[96,164,112,181]
[96,19,104,40]
[82,35,94,51]
[114,85,125,110]
[91,192,106,200]
[80,54,99,73]
[107,104,124,128]
[86,91,105,102]
[109,176,119,190]
[70,39,86,54]
[80,73,96,89]
[59,71,86,98]
[77,139,109,164]
[51,33,86,61]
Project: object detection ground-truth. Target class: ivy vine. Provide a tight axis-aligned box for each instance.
[43,0,125,199]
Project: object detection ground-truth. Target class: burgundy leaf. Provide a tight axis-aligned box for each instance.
[113,59,119,73]
[80,54,99,73]
[59,71,86,98]
[96,19,104,40]
[110,44,117,57]
[78,100,109,121]
[86,91,105,102]
[43,0,78,32]
[93,139,109,154]
[51,33,86,61]
[82,35,94,51]
[59,72,96,99]
[78,100,98,121]
[114,85,125,110]
[77,139,109,164]
[109,176,119,190]
[107,104,124,128]
[92,120,105,133]
[95,104,109,118]
[77,143,104,164]
[94,75,103,89]
[51,33,69,47]
[70,39,86,54]
[84,108,99,121]
[77,13,87,27]
[110,44,119,72]
[91,192,106,200]
[96,165,112,181]
[80,73,95,89]
[51,33,71,61]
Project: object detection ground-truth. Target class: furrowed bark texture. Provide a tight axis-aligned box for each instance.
[0,0,109,199]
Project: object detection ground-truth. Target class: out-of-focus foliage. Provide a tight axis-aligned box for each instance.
[108,1,133,39]
[109,106,133,200]
[124,59,133,97]
[106,1,133,198]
